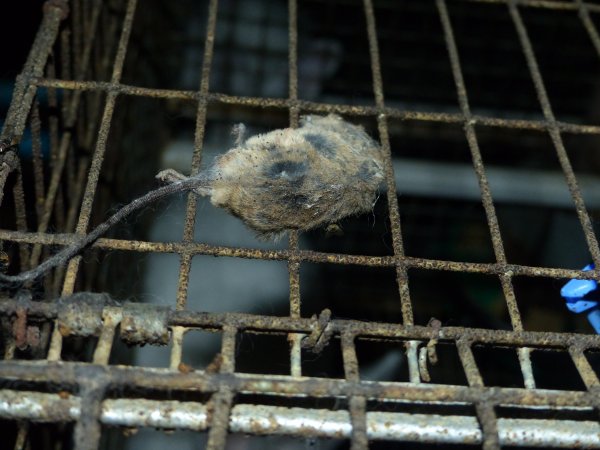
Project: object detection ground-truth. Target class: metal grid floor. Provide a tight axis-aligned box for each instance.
[1,0,600,449]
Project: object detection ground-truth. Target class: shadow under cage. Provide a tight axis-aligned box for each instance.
[2,0,600,449]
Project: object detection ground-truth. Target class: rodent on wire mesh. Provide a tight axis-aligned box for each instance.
[161,113,384,236]
[0,114,384,285]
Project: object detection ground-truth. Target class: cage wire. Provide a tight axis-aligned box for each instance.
[2,0,600,449]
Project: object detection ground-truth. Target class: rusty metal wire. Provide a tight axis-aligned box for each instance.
[2,0,600,449]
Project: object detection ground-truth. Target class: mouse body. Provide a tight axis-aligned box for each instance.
[0,115,385,285]
[206,114,384,237]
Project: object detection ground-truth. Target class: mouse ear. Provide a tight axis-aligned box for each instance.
[231,123,247,146]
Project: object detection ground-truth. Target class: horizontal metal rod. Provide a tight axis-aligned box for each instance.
[2,297,600,348]
[0,390,598,447]
[29,77,600,135]
[1,229,599,281]
[0,361,595,408]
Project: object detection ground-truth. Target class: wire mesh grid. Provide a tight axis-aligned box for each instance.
[2,0,600,449]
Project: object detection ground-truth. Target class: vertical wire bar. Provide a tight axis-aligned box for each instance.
[46,0,102,357]
[288,0,303,378]
[61,0,138,294]
[341,331,369,450]
[60,28,72,119]
[3,338,15,359]
[170,326,186,370]
[46,55,65,298]
[53,31,70,233]
[341,331,360,382]
[206,388,234,450]
[175,0,219,311]
[92,307,122,365]
[13,423,28,450]
[52,160,88,293]
[73,375,107,450]
[362,0,413,326]
[30,100,50,297]
[1,2,65,143]
[349,396,369,450]
[436,0,536,390]
[576,0,600,57]
[71,0,83,86]
[46,326,63,361]
[30,0,103,270]
[363,0,419,383]
[475,402,501,450]
[0,163,11,208]
[2,0,65,264]
[206,325,236,450]
[30,101,46,227]
[508,0,600,267]
[457,337,501,449]
[405,340,421,383]
[569,345,600,389]
[517,347,535,389]
[220,325,237,374]
[34,0,120,360]
[456,338,484,388]
[12,170,29,272]
[526,0,598,392]
[0,0,62,264]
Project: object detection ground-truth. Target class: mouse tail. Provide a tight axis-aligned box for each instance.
[0,176,204,287]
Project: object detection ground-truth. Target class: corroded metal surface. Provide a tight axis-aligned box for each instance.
[3,389,600,446]
[1,0,600,449]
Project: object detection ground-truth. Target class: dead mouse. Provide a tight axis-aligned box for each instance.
[0,114,384,285]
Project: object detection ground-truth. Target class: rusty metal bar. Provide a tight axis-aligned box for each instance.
[206,324,237,449]
[1,0,67,143]
[92,306,121,365]
[30,101,45,226]
[5,297,600,351]
[436,0,521,330]
[61,0,138,294]
[6,228,600,280]
[342,330,369,449]
[207,388,234,450]
[476,402,501,450]
[576,0,600,59]
[11,171,29,273]
[170,327,186,370]
[569,345,600,389]
[1,359,599,409]
[363,0,423,392]
[37,0,103,368]
[363,0,413,326]
[436,0,537,394]
[13,423,28,450]
[72,369,108,450]
[25,76,600,134]
[287,0,303,380]
[175,0,219,311]
[29,0,103,271]
[48,39,66,241]
[2,0,600,447]
[220,325,237,374]
[508,0,600,269]
[404,340,421,383]
[456,338,484,387]
[0,161,12,209]
[349,396,369,450]
[3,389,599,446]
